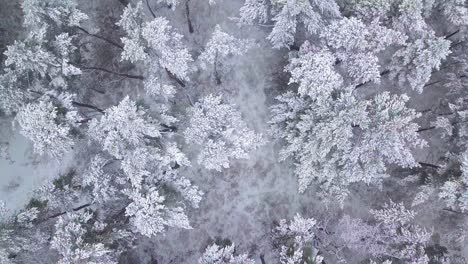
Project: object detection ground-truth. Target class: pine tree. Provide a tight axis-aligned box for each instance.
[274,214,323,264]
[124,188,192,237]
[339,202,431,263]
[51,212,116,264]
[389,32,451,93]
[82,155,118,203]
[117,2,193,80]
[393,0,428,34]
[352,0,394,20]
[270,87,424,204]
[15,97,77,158]
[184,94,264,171]
[439,150,468,212]
[0,70,27,115]
[439,0,468,26]
[21,0,88,28]
[286,42,342,99]
[87,96,202,237]
[0,0,84,115]
[238,0,340,49]
[199,243,255,264]
[320,17,406,85]
[198,25,254,84]
[88,96,162,159]
[237,0,269,25]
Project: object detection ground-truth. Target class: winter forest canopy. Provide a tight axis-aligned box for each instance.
[0,0,467,263]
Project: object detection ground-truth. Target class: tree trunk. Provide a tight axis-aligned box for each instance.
[165,68,186,87]
[79,65,145,80]
[214,52,222,85]
[185,0,194,33]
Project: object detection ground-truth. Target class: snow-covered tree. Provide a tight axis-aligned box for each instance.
[273,214,323,264]
[21,0,88,28]
[0,216,48,264]
[359,92,426,170]
[4,28,81,88]
[351,0,394,20]
[141,18,192,80]
[117,2,192,80]
[199,243,255,264]
[320,17,406,85]
[51,212,116,264]
[4,30,56,79]
[286,42,342,99]
[338,202,431,263]
[15,97,76,158]
[116,144,203,231]
[199,25,254,68]
[125,188,191,237]
[390,32,451,93]
[0,0,83,117]
[15,207,39,228]
[87,96,202,237]
[238,0,341,48]
[438,150,468,212]
[438,0,468,26]
[270,17,424,203]
[320,17,405,57]
[0,70,27,115]
[199,25,254,84]
[270,89,424,203]
[237,0,269,25]
[88,96,162,159]
[354,0,467,29]
[184,94,264,171]
[393,0,429,34]
[82,155,118,203]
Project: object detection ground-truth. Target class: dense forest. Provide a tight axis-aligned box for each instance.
[0,0,467,263]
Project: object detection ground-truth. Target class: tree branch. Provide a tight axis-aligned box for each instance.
[161,123,177,132]
[89,87,106,94]
[72,101,105,113]
[146,0,156,18]
[75,26,123,50]
[445,29,460,39]
[424,79,444,88]
[442,208,466,215]
[417,126,436,133]
[355,70,390,89]
[418,162,440,169]
[78,65,145,80]
[42,203,92,222]
[165,68,186,87]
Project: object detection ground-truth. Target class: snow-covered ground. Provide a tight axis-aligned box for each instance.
[0,129,71,215]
